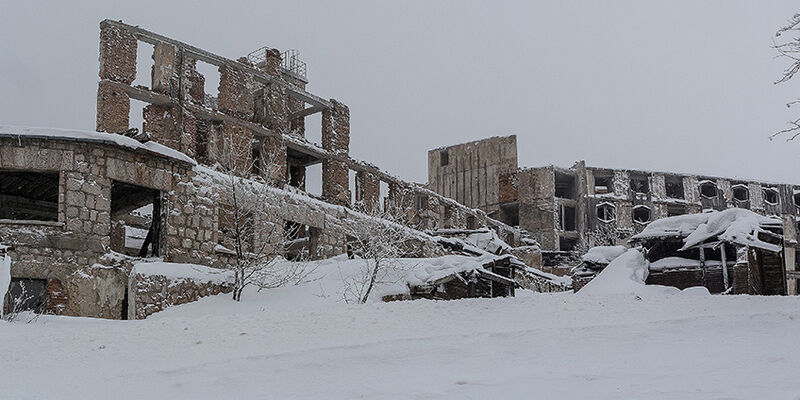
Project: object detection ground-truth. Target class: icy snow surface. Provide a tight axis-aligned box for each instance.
[2,255,800,399]
[632,208,781,252]
[581,245,627,265]
[0,125,196,164]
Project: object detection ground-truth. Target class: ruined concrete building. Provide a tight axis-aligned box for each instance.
[428,136,800,294]
[0,20,520,319]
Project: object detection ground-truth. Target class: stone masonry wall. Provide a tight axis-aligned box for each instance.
[322,99,350,206]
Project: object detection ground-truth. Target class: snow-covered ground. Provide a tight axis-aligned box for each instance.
[2,257,800,399]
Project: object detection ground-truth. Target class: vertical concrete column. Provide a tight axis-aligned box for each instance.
[96,22,137,133]
[322,99,350,206]
[151,42,177,94]
[355,171,380,212]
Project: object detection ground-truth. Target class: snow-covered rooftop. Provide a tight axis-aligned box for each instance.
[0,125,196,164]
[631,208,782,252]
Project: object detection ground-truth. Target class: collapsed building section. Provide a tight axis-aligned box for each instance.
[428,136,800,294]
[0,21,527,319]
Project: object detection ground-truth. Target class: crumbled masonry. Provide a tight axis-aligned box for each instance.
[0,20,524,319]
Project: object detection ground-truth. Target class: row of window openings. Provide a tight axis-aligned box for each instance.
[557,203,653,231]
[560,175,787,206]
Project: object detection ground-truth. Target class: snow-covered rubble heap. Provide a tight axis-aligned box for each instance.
[581,245,627,265]
[130,262,234,319]
[632,208,782,252]
[578,249,704,297]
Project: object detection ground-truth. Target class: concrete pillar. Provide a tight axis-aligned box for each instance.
[355,171,380,212]
[322,99,350,206]
[96,23,137,133]
[151,42,177,94]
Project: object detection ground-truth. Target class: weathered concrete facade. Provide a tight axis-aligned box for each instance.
[429,137,800,293]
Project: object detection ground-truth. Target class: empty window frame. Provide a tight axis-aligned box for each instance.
[555,171,576,199]
[594,174,612,195]
[596,202,616,223]
[763,187,779,205]
[732,184,749,203]
[466,215,478,230]
[699,181,718,199]
[559,236,578,252]
[559,204,576,231]
[440,150,449,167]
[630,175,649,194]
[794,190,800,209]
[632,205,651,224]
[665,176,684,199]
[0,170,59,222]
[111,181,162,257]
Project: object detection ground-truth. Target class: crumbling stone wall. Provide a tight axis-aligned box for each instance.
[97,22,137,133]
[129,271,233,319]
[0,136,197,318]
[321,100,350,206]
[354,171,380,212]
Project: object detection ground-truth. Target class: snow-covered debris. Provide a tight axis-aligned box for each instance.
[132,262,234,285]
[404,254,496,287]
[0,245,10,318]
[632,208,782,252]
[464,229,512,254]
[0,125,196,164]
[579,249,679,296]
[649,257,703,271]
[581,245,627,265]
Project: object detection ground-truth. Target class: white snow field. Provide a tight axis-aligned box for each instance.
[2,256,800,399]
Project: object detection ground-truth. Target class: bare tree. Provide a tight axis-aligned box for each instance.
[215,132,312,301]
[341,211,417,304]
[772,13,800,140]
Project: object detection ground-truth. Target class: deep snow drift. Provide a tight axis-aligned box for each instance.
[2,256,800,399]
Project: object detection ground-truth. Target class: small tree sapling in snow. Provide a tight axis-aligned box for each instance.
[341,211,416,304]
[215,133,313,301]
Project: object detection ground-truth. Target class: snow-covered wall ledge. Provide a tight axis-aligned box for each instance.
[129,262,234,319]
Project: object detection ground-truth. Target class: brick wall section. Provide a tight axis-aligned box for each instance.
[96,81,131,133]
[151,42,177,95]
[98,23,137,83]
[96,23,137,134]
[355,171,380,212]
[183,57,206,104]
[321,99,350,206]
[218,61,255,120]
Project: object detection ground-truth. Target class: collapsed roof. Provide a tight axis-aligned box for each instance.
[631,208,782,252]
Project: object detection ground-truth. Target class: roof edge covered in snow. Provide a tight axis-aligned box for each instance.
[631,209,782,252]
[0,125,196,165]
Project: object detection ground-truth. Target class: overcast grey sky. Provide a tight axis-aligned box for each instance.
[1,1,798,185]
